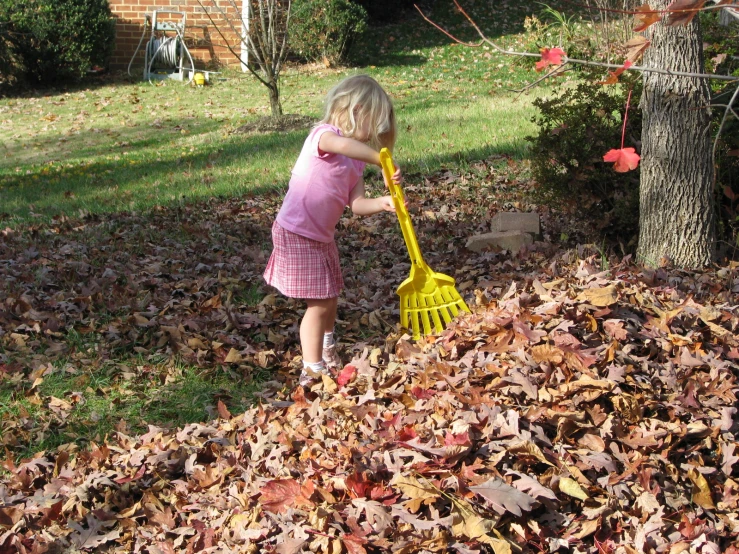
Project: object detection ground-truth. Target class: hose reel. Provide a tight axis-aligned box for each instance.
[127,10,197,84]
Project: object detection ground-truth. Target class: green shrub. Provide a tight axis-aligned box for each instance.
[0,0,115,86]
[289,0,367,66]
[0,21,19,87]
[526,72,643,245]
[701,11,739,252]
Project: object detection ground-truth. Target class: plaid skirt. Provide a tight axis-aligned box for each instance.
[263,221,344,299]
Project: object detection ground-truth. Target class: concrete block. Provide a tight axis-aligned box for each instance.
[491,212,540,235]
[465,230,534,253]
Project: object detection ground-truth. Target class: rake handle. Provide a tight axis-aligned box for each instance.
[379,148,428,272]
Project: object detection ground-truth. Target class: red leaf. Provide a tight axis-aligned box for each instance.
[444,431,471,446]
[603,148,641,172]
[397,425,417,441]
[633,3,662,32]
[410,386,434,400]
[346,471,372,499]
[259,479,315,514]
[665,0,706,26]
[342,534,368,554]
[724,185,736,201]
[536,47,566,72]
[337,364,357,386]
[599,60,633,85]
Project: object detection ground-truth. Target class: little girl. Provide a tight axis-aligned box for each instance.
[263,74,402,386]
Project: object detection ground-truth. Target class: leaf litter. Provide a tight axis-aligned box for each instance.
[1,159,739,552]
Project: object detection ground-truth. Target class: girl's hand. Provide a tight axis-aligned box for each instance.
[381,162,402,189]
[378,195,396,213]
[392,164,402,184]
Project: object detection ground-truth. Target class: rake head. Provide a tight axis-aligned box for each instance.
[398,268,470,339]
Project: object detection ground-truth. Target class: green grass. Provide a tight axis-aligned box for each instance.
[0,357,273,460]
[0,1,574,225]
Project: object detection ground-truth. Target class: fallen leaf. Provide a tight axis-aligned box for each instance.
[559,477,589,500]
[469,478,537,516]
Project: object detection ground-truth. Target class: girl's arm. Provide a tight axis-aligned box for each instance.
[349,178,396,216]
[319,131,380,165]
[319,131,403,182]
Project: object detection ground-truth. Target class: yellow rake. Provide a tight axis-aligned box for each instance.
[379,148,470,339]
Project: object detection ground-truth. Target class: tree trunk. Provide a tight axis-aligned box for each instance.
[637,1,715,268]
[268,80,282,117]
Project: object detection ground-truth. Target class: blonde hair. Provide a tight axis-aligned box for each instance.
[321,74,397,151]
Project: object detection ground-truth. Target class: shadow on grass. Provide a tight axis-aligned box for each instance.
[2,115,228,167]
[2,127,308,221]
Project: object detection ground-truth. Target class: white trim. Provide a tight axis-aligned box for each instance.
[241,0,249,71]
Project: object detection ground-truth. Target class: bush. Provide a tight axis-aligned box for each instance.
[289,0,367,66]
[0,0,115,86]
[701,11,739,254]
[0,22,18,87]
[526,71,643,245]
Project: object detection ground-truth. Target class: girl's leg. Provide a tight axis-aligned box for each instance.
[301,297,338,364]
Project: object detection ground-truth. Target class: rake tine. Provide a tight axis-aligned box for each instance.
[411,308,421,340]
[420,305,432,337]
[440,287,454,303]
[439,305,452,324]
[429,307,443,334]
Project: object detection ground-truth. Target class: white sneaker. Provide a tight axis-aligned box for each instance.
[299,364,326,386]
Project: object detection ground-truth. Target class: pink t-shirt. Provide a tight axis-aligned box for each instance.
[276,124,365,243]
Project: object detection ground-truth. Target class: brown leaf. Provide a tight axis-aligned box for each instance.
[216,399,231,419]
[687,468,715,509]
[69,515,121,550]
[259,479,315,514]
[0,506,24,528]
[224,348,242,363]
[603,319,629,340]
[665,0,706,26]
[392,475,440,512]
[275,538,307,554]
[633,3,662,32]
[469,478,537,516]
[577,285,618,307]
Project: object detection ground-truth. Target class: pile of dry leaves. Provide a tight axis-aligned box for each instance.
[1,161,739,553]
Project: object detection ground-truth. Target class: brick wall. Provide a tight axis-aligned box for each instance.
[109,0,243,71]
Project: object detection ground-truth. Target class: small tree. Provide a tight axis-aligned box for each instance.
[198,0,291,116]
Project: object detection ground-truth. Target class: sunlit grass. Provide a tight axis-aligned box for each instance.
[0,1,570,225]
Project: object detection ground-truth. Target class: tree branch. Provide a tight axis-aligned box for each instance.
[414,2,739,82]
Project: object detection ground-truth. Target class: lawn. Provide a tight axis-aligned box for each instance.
[0,1,584,459]
[0,1,569,225]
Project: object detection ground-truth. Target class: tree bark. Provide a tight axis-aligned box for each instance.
[268,80,282,116]
[637,1,715,268]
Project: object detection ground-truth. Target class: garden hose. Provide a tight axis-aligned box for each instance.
[127,14,195,85]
